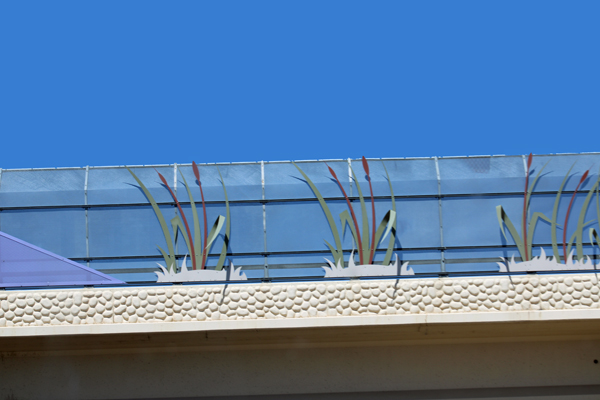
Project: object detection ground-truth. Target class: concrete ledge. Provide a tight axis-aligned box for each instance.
[2,308,600,339]
[1,273,599,340]
[3,312,600,356]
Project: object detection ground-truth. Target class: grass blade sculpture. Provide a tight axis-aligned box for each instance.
[363,157,377,265]
[521,153,533,261]
[588,184,600,255]
[294,158,411,277]
[291,162,344,266]
[496,155,597,272]
[126,167,177,271]
[192,162,209,269]
[563,169,590,261]
[326,163,364,264]
[496,154,550,262]
[127,164,246,282]
[156,169,198,270]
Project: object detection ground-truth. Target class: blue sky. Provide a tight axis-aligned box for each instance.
[1,1,599,169]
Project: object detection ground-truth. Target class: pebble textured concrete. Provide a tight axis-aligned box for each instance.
[0,274,599,327]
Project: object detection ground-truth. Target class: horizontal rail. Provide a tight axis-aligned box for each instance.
[0,189,593,211]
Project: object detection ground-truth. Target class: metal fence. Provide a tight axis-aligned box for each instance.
[1,153,599,284]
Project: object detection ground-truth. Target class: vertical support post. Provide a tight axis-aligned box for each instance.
[173,163,179,256]
[348,157,355,257]
[173,163,178,195]
[261,161,269,279]
[434,157,446,273]
[84,166,90,267]
[521,154,529,225]
[348,158,353,197]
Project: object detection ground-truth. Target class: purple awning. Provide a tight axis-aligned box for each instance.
[0,231,124,287]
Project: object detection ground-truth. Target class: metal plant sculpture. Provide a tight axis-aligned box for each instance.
[496,154,551,262]
[293,157,399,270]
[127,162,231,273]
[496,154,598,271]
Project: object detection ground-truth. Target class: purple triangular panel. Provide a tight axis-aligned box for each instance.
[0,231,124,287]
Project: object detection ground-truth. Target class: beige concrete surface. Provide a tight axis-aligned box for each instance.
[1,274,599,334]
[1,337,599,399]
[1,274,600,399]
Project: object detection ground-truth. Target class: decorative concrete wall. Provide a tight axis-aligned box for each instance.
[1,274,599,327]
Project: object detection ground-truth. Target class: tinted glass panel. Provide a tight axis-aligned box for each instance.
[0,169,85,207]
[0,232,122,287]
[438,156,525,195]
[350,158,439,197]
[1,209,87,259]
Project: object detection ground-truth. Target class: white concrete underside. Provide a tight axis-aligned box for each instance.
[2,274,600,399]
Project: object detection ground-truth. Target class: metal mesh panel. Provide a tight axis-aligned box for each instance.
[177,203,265,255]
[204,255,265,280]
[266,200,353,253]
[0,169,85,207]
[442,195,521,248]
[530,154,600,192]
[264,160,349,200]
[90,258,165,283]
[177,163,262,202]
[87,166,174,205]
[1,209,87,259]
[394,249,443,274]
[265,198,441,253]
[266,253,333,279]
[444,248,507,273]
[350,158,439,196]
[88,206,176,258]
[529,192,600,246]
[438,156,525,194]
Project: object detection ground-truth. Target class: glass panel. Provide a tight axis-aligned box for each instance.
[177,202,265,256]
[397,249,442,274]
[0,232,122,287]
[441,195,521,248]
[446,246,599,273]
[350,158,439,197]
[531,245,598,264]
[88,205,176,258]
[438,156,525,195]
[264,160,349,200]
[529,193,600,257]
[266,198,441,253]
[87,165,175,205]
[204,255,265,280]
[266,253,331,279]
[92,254,266,283]
[91,258,163,283]
[393,198,441,249]
[445,248,507,273]
[1,209,87,259]
[531,154,600,192]
[0,169,85,207]
[265,250,442,278]
[266,200,352,253]
[177,163,262,202]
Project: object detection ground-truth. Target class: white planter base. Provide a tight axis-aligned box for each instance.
[497,248,597,273]
[322,253,413,278]
[155,258,247,282]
